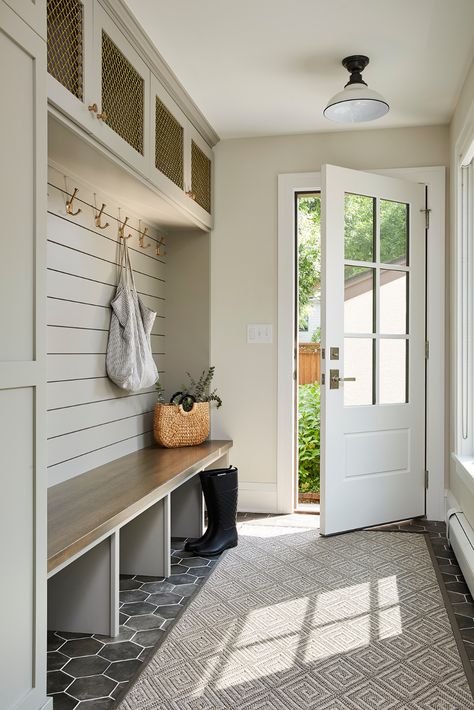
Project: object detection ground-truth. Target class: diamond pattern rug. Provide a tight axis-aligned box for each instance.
[118,526,474,709]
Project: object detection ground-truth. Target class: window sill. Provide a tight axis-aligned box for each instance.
[451,453,474,496]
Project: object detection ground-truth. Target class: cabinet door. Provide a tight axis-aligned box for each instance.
[150,76,187,205]
[91,1,150,175]
[47,0,94,130]
[186,125,213,225]
[0,4,48,710]
[3,0,46,38]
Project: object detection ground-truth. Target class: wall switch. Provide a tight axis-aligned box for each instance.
[247,324,273,344]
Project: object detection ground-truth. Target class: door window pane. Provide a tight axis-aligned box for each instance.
[380,199,408,265]
[380,339,407,404]
[344,266,374,333]
[380,270,408,334]
[344,194,375,262]
[344,338,374,406]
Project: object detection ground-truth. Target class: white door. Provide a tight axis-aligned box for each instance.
[320,165,426,535]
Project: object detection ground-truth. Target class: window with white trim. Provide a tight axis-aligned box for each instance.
[457,140,474,458]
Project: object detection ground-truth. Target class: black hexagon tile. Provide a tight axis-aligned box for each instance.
[47,537,220,708]
[49,521,474,709]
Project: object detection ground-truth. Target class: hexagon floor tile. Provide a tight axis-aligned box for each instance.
[47,538,220,709]
[48,516,474,708]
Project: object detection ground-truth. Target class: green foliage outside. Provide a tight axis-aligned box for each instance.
[344,194,408,278]
[298,195,321,331]
[297,195,321,494]
[298,382,320,492]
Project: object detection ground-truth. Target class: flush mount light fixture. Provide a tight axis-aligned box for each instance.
[324,55,389,124]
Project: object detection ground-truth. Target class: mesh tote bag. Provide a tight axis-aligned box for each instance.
[106,237,158,392]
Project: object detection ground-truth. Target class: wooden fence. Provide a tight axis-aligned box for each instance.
[298,343,321,385]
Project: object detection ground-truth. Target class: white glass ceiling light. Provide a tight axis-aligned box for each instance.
[324,55,389,123]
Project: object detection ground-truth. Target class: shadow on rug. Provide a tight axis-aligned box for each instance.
[118,524,474,709]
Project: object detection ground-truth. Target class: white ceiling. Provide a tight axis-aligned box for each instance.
[125,0,474,139]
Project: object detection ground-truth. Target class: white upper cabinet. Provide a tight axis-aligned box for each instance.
[187,124,213,222]
[151,76,213,228]
[46,0,214,229]
[47,0,94,129]
[90,2,150,175]
[4,0,46,37]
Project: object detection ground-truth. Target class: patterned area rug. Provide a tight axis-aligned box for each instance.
[118,525,474,709]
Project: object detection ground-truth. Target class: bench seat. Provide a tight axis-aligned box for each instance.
[48,439,233,575]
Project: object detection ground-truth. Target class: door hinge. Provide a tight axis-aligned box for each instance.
[322,347,326,360]
[321,373,326,385]
[425,341,430,359]
[293,370,297,381]
[420,207,431,230]
[424,470,429,489]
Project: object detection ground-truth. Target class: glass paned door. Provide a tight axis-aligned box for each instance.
[320,165,426,535]
[343,197,410,407]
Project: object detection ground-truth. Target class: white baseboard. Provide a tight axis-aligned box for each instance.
[238,482,278,514]
[445,488,460,522]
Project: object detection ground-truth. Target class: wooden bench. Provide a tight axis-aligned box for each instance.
[47,440,232,637]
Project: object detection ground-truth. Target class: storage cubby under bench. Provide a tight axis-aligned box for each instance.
[47,440,233,637]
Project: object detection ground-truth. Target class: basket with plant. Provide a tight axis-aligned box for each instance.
[154,366,222,448]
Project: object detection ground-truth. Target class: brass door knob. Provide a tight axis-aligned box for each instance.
[97,110,107,122]
[88,103,98,113]
[186,190,196,201]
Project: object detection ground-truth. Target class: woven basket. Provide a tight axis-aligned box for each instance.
[153,401,210,448]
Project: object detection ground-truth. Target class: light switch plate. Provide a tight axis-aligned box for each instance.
[247,324,273,344]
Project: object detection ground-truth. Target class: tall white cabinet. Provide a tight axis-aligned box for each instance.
[0,2,49,709]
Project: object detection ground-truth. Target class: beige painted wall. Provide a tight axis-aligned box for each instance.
[210,125,449,501]
[165,230,210,399]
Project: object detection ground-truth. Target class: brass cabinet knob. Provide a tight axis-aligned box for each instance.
[186,190,196,201]
[88,103,107,121]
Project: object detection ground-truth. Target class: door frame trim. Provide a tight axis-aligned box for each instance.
[277,166,446,520]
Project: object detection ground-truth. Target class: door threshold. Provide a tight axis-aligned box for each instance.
[295,503,320,515]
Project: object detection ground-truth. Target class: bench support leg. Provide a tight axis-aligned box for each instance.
[171,473,206,539]
[48,532,120,637]
[120,495,171,578]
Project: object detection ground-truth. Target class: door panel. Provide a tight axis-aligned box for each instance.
[320,164,425,535]
[0,4,48,709]
[92,2,150,176]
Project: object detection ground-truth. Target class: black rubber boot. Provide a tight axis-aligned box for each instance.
[192,466,238,556]
[184,468,229,552]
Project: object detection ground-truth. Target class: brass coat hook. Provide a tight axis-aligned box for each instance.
[156,237,167,257]
[138,221,151,249]
[118,216,131,240]
[66,188,82,216]
[95,203,109,229]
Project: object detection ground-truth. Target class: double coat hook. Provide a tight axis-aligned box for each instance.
[95,203,109,229]
[118,216,132,240]
[156,236,167,257]
[66,188,81,216]
[138,221,151,249]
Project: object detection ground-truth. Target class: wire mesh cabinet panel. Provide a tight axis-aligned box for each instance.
[187,124,213,222]
[47,0,94,127]
[92,2,150,175]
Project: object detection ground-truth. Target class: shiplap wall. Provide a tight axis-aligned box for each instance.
[47,165,166,486]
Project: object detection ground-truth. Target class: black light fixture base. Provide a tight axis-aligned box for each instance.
[342,55,369,87]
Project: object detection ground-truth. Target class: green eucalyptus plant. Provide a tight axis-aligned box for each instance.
[155,366,222,410]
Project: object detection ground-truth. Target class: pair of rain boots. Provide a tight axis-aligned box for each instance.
[184,466,238,556]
